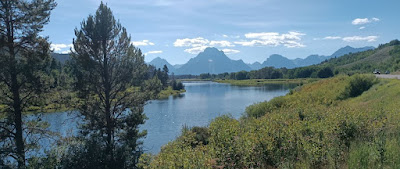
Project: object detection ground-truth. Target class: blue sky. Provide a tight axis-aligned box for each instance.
[43,0,400,64]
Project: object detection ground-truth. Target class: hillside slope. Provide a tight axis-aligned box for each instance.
[324,40,400,73]
[142,75,400,168]
[258,46,374,69]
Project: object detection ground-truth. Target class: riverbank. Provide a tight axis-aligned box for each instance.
[214,78,319,86]
[158,87,186,99]
[144,75,400,168]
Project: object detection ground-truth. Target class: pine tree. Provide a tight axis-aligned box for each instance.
[64,2,161,168]
[0,0,56,168]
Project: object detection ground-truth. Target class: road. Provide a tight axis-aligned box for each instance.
[375,74,400,79]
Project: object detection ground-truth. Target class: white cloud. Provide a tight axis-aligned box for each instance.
[342,36,378,42]
[130,40,155,46]
[174,37,209,47]
[209,40,235,47]
[359,26,366,30]
[174,37,238,54]
[234,31,306,48]
[147,50,163,54]
[222,34,240,38]
[222,49,240,54]
[50,44,73,53]
[352,17,380,25]
[324,36,342,40]
[184,46,209,54]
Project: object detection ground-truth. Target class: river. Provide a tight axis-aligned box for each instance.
[37,81,297,155]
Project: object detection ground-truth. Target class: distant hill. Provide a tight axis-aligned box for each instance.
[176,47,251,75]
[148,57,176,73]
[173,64,184,69]
[262,54,297,69]
[255,46,375,69]
[322,40,400,73]
[247,62,262,70]
[51,53,71,64]
[330,46,375,58]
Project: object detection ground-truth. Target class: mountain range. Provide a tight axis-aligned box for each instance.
[148,46,374,75]
[51,45,375,75]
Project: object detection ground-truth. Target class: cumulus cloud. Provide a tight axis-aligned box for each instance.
[209,40,235,47]
[352,17,380,25]
[184,46,209,54]
[342,36,378,42]
[130,40,155,46]
[222,49,240,54]
[50,44,73,53]
[234,31,306,48]
[324,36,342,40]
[174,37,209,47]
[174,37,238,54]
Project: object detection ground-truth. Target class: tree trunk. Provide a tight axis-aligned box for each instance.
[103,42,114,168]
[6,2,26,165]
[9,45,25,169]
[12,70,25,169]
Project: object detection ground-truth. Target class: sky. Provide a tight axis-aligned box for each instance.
[43,0,400,65]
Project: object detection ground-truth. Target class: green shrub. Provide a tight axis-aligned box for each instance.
[317,67,334,78]
[244,96,286,118]
[191,126,210,146]
[339,74,378,99]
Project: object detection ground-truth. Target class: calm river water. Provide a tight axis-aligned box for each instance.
[38,81,297,154]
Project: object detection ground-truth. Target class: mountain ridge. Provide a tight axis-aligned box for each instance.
[52,45,376,75]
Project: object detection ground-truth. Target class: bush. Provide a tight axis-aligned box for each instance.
[317,67,334,78]
[171,80,184,90]
[191,126,210,146]
[339,74,378,99]
[244,96,286,118]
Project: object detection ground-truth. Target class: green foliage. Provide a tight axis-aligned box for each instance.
[171,79,185,90]
[317,67,334,78]
[244,96,286,118]
[339,74,378,99]
[152,65,169,89]
[0,0,57,168]
[62,3,160,168]
[148,76,400,168]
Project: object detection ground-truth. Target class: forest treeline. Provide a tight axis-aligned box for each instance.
[175,39,400,81]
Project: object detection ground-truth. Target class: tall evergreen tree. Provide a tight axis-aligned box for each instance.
[63,2,161,168]
[0,0,56,168]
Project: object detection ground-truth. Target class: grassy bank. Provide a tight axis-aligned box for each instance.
[140,75,400,168]
[0,89,75,118]
[158,86,186,99]
[214,78,318,86]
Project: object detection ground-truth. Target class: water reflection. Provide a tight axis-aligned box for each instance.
[35,81,296,155]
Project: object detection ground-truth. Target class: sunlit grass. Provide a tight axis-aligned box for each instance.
[142,75,400,168]
[214,78,318,86]
[158,86,186,99]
